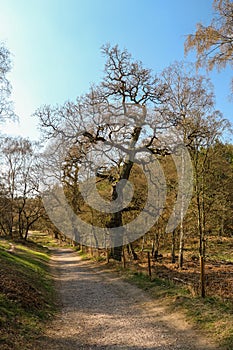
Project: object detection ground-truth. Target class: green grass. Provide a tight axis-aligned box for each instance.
[0,236,57,350]
[205,237,233,263]
[28,231,61,247]
[128,271,189,298]
[76,249,90,260]
[0,239,11,250]
[76,248,106,262]
[176,296,233,350]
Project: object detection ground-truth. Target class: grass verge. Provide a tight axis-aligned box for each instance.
[0,236,57,350]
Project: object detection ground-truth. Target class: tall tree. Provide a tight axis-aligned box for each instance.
[185,0,233,91]
[160,61,227,267]
[37,44,170,260]
[0,43,14,123]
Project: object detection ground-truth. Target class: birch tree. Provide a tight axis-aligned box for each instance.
[185,0,233,91]
[160,61,227,267]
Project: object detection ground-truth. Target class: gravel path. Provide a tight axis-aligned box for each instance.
[35,248,218,350]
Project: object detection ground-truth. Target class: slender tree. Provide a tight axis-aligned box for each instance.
[160,61,223,268]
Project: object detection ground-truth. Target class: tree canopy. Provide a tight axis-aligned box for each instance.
[35,44,230,261]
[0,43,14,122]
[185,0,233,89]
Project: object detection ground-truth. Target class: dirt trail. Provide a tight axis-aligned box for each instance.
[35,248,218,350]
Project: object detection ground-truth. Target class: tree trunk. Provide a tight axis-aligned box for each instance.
[24,227,29,241]
[108,184,124,260]
[53,230,59,239]
[197,191,204,257]
[200,255,205,298]
[196,179,206,298]
[171,229,176,263]
[141,235,145,252]
[109,126,142,261]
[127,242,138,260]
[178,224,184,269]
[178,149,185,269]
[152,231,160,261]
[110,245,123,261]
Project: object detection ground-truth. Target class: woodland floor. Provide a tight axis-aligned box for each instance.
[34,248,220,350]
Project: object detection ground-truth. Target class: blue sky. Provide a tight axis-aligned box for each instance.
[0,0,232,140]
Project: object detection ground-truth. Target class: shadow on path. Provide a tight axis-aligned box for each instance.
[34,248,219,350]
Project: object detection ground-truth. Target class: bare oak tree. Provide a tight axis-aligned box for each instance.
[37,44,170,260]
